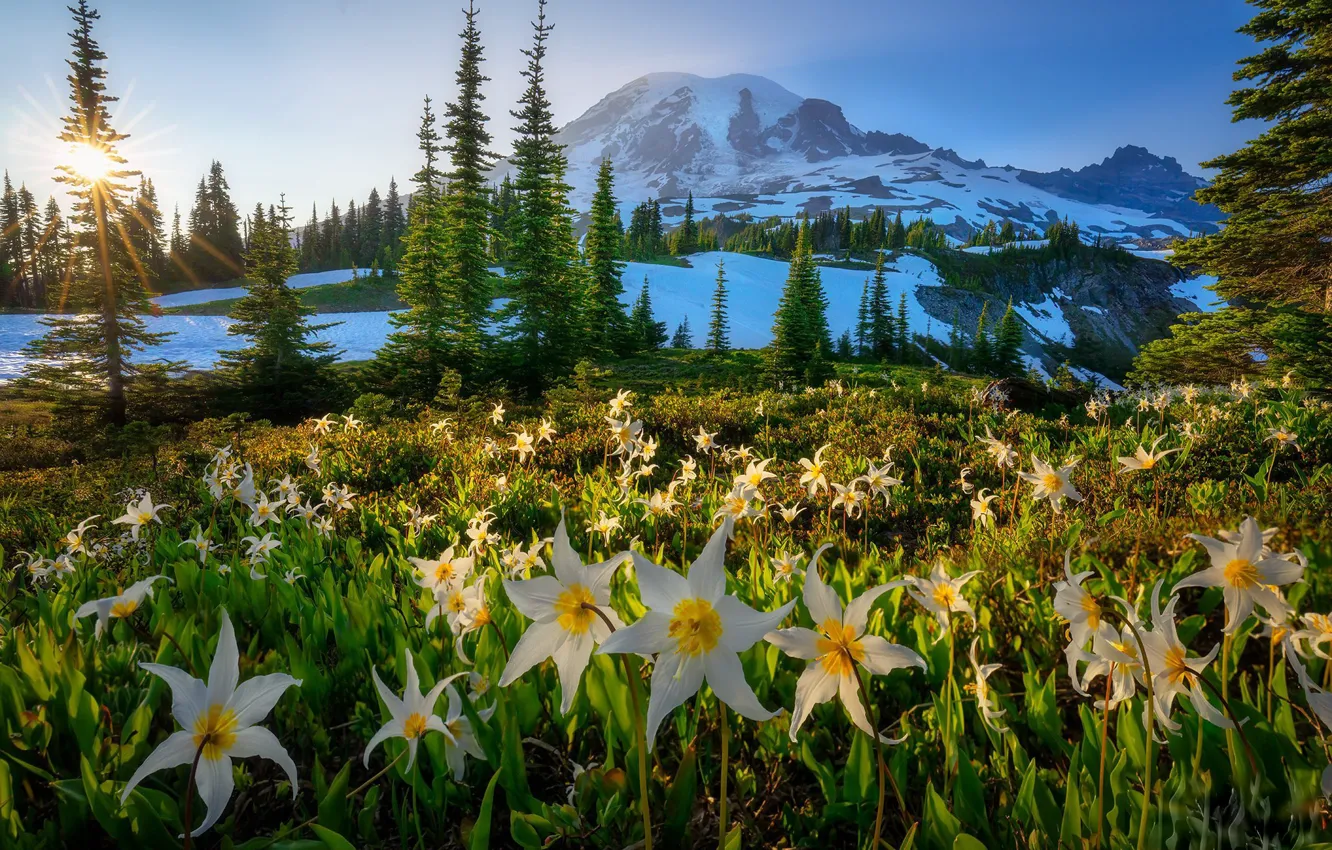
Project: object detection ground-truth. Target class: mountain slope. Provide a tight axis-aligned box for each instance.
[497,72,1222,242]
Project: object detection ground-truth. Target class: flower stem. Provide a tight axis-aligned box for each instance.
[718,702,729,849]
[1114,616,1155,850]
[1094,675,1111,850]
[943,612,956,782]
[855,667,905,850]
[584,602,653,850]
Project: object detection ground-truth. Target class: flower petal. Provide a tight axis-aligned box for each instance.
[500,621,565,688]
[704,649,776,722]
[716,595,796,653]
[120,730,196,804]
[632,553,690,612]
[838,673,904,745]
[765,627,821,660]
[189,753,235,837]
[205,611,240,709]
[503,575,566,623]
[787,662,839,741]
[551,629,595,714]
[858,635,927,676]
[227,726,298,794]
[139,663,208,729]
[225,673,301,728]
[644,651,705,750]
[802,545,842,627]
[550,516,583,588]
[597,611,672,656]
[370,666,406,721]
[844,581,907,635]
[688,520,731,602]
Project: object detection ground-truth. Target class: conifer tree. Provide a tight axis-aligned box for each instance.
[382,177,404,270]
[971,302,992,374]
[895,292,910,362]
[674,192,698,255]
[299,203,319,271]
[375,97,452,400]
[21,0,171,425]
[360,187,383,268]
[855,279,870,356]
[168,203,185,269]
[498,0,585,388]
[767,224,830,384]
[671,316,693,349]
[629,276,668,351]
[341,200,359,268]
[947,308,967,371]
[38,197,70,304]
[219,196,338,417]
[868,251,893,359]
[1,173,18,304]
[184,161,244,282]
[992,299,1023,377]
[706,259,730,353]
[584,157,629,352]
[888,211,906,250]
[439,0,498,371]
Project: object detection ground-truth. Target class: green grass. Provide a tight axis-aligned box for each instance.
[163,274,405,315]
[2,367,1330,849]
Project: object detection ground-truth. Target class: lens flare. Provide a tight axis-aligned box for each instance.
[65,142,115,181]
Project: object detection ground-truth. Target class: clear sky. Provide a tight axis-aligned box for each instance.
[2,0,1260,223]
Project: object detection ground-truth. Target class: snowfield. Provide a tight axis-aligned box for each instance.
[153,269,372,308]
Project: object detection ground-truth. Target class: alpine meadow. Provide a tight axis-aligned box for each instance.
[3,1,1332,849]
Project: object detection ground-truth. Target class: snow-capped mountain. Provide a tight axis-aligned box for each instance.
[504,72,1222,241]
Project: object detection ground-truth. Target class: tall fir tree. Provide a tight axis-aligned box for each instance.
[768,224,831,384]
[382,177,404,270]
[706,259,730,353]
[671,315,693,348]
[218,195,338,417]
[168,203,185,267]
[674,191,698,255]
[895,292,910,362]
[629,276,668,351]
[992,299,1023,377]
[375,97,452,400]
[184,160,244,282]
[360,187,383,268]
[868,251,893,359]
[583,158,629,352]
[1,173,19,305]
[20,0,171,425]
[971,302,992,374]
[855,279,870,356]
[499,0,585,388]
[439,0,498,373]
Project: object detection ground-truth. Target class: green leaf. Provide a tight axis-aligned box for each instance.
[509,812,542,849]
[953,835,988,850]
[1059,746,1082,845]
[724,824,742,850]
[921,782,960,850]
[951,755,986,834]
[664,745,698,848]
[310,824,357,850]
[1014,760,1060,837]
[468,768,504,850]
[317,760,352,837]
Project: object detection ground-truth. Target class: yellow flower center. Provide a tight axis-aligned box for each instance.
[472,607,492,626]
[1080,594,1101,629]
[1224,558,1260,590]
[816,619,866,677]
[555,583,597,635]
[433,563,455,584]
[932,584,958,609]
[1163,646,1191,684]
[1140,457,1157,469]
[1042,473,1063,492]
[446,719,463,740]
[111,599,138,618]
[668,598,724,657]
[192,704,238,761]
[403,712,428,739]
[447,592,467,614]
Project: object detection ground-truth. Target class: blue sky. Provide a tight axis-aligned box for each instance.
[2,0,1260,221]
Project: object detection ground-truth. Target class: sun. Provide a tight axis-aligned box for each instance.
[65,142,116,182]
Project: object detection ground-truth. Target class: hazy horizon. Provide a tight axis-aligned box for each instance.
[3,0,1260,223]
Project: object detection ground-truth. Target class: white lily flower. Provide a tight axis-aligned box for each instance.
[1140,582,1230,734]
[970,489,999,528]
[856,461,902,505]
[120,611,301,836]
[441,684,494,780]
[598,519,796,749]
[499,518,628,713]
[510,430,536,463]
[537,418,557,443]
[364,649,467,770]
[310,414,335,434]
[75,576,172,639]
[1018,455,1082,513]
[1117,435,1180,472]
[733,457,777,494]
[184,528,216,564]
[304,444,321,475]
[1178,516,1304,632]
[977,426,1018,469]
[1283,642,1332,797]
[112,494,171,540]
[242,532,281,564]
[343,414,363,432]
[490,403,505,425]
[410,546,474,595]
[798,444,831,496]
[966,638,1008,733]
[609,388,634,416]
[904,561,980,639]
[693,427,718,454]
[248,491,282,527]
[64,515,100,555]
[766,545,922,742]
[771,551,804,584]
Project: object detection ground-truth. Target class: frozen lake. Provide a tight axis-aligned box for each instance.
[0,253,954,379]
